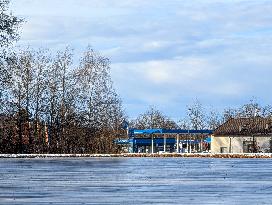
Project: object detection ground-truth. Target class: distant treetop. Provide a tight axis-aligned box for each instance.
[0,0,23,48]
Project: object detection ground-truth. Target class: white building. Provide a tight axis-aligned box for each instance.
[211,117,272,153]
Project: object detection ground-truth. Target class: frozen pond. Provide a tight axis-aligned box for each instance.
[1,157,272,204]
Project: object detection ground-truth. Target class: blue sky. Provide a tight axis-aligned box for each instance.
[10,0,272,120]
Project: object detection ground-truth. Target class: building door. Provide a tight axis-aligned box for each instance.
[243,141,254,153]
[270,138,272,153]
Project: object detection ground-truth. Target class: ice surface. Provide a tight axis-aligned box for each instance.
[0,157,272,204]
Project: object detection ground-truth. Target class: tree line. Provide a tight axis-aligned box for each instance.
[131,99,272,131]
[0,47,125,154]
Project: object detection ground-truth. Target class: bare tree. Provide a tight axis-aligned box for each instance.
[0,46,124,154]
[132,106,178,129]
[223,98,268,122]
[207,108,223,130]
[262,105,272,117]
[74,47,124,153]
[238,98,262,118]
[187,99,206,130]
[4,49,35,153]
[0,0,23,48]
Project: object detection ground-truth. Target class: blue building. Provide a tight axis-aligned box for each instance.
[115,129,213,153]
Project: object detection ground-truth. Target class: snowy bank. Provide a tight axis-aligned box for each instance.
[1,153,272,158]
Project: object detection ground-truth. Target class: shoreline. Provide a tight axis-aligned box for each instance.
[1,153,272,158]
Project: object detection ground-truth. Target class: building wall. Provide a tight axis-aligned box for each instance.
[211,135,272,153]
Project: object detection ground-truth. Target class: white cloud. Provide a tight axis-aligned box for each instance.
[10,0,272,118]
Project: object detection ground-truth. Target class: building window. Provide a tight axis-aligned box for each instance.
[220,147,228,153]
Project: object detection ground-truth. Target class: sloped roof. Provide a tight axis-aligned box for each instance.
[214,117,272,136]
